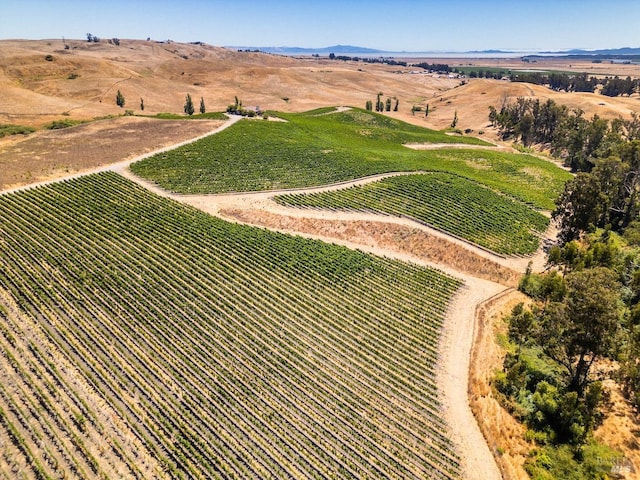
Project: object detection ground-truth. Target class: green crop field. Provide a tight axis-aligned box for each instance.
[0,172,463,479]
[131,108,571,210]
[276,173,549,255]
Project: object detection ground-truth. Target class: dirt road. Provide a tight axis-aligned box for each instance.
[2,113,527,480]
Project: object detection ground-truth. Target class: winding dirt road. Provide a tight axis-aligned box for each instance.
[1,114,545,480]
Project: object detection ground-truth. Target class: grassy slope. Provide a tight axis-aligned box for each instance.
[131,108,571,210]
[0,172,462,479]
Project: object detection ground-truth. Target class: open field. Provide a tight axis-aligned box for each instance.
[0,172,464,479]
[275,173,549,255]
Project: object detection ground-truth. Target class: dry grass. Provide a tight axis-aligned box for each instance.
[2,39,637,138]
[221,208,520,287]
[595,380,640,475]
[0,116,222,189]
[469,290,533,480]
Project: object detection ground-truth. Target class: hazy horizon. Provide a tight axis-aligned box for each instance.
[2,0,639,52]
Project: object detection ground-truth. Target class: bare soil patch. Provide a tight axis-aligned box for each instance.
[220,208,520,287]
[595,381,640,476]
[0,116,222,189]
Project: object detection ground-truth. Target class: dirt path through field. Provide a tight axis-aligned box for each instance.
[117,164,521,479]
[2,114,532,479]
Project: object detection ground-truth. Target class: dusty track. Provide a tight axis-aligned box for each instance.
[0,114,542,480]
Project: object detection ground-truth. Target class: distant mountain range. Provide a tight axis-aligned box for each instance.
[542,47,640,55]
[229,45,640,57]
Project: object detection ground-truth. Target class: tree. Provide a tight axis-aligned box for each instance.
[365,100,373,111]
[553,173,604,243]
[393,98,399,112]
[184,94,194,115]
[385,97,392,112]
[199,97,206,114]
[116,90,125,108]
[537,268,620,397]
[140,98,144,111]
[451,110,458,128]
[425,104,429,117]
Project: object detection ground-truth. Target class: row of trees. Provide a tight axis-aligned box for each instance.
[489,97,640,171]
[325,56,451,72]
[115,90,206,115]
[421,60,639,97]
[511,72,639,97]
[327,53,408,67]
[365,93,398,112]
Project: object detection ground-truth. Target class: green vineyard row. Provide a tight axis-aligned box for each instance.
[0,172,463,479]
[130,108,570,210]
[275,173,549,256]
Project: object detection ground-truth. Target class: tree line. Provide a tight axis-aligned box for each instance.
[428,61,639,97]
[489,97,640,171]
[492,98,640,475]
[328,53,407,67]
[509,72,639,97]
[114,90,207,116]
[365,92,398,112]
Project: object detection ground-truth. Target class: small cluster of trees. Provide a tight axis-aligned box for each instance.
[413,62,451,73]
[500,266,621,445]
[546,72,599,92]
[462,69,508,79]
[489,97,640,171]
[183,94,205,115]
[365,93,398,112]
[86,33,123,47]
[554,141,640,241]
[226,96,260,117]
[600,75,639,97]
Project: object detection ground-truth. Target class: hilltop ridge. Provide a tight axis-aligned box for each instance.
[0,38,639,133]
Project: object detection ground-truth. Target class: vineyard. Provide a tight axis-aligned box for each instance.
[0,172,463,479]
[130,108,570,210]
[275,173,549,256]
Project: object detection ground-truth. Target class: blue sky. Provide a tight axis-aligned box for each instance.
[1,0,638,52]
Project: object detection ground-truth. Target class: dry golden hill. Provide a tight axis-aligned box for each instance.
[2,38,639,136]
